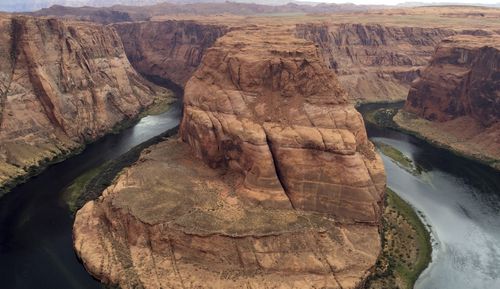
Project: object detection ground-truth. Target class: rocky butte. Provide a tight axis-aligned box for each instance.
[395,35,500,169]
[0,15,169,191]
[73,24,386,289]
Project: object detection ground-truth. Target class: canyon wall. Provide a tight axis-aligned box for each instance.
[180,25,385,222]
[296,23,456,102]
[114,21,228,87]
[396,35,500,168]
[0,15,168,189]
[74,25,386,289]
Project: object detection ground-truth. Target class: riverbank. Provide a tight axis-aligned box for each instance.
[394,111,500,170]
[361,104,500,171]
[0,90,174,198]
[64,126,179,213]
[366,188,432,289]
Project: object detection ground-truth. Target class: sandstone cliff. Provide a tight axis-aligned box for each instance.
[74,25,386,289]
[396,35,500,169]
[0,15,168,189]
[114,20,228,87]
[296,23,456,102]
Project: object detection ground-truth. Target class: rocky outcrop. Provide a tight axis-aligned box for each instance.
[32,5,143,24]
[396,35,500,169]
[74,139,382,289]
[0,15,169,189]
[29,2,383,22]
[180,25,385,222]
[114,21,228,87]
[74,25,386,289]
[296,23,456,102]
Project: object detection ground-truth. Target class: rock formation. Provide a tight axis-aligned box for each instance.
[396,35,500,168]
[0,15,169,189]
[74,25,386,289]
[296,23,456,102]
[114,20,228,87]
[29,2,383,22]
[32,5,142,24]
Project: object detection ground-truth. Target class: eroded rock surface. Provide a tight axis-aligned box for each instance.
[74,25,385,289]
[74,139,381,289]
[0,15,168,188]
[397,35,500,168]
[181,25,385,222]
[114,21,228,87]
[296,23,457,102]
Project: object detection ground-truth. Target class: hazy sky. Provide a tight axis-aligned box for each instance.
[299,0,499,4]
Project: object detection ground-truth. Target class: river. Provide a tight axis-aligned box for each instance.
[0,101,181,289]
[0,101,499,289]
[358,103,500,289]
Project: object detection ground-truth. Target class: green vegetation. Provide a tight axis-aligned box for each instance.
[63,164,109,212]
[376,142,413,169]
[110,90,174,134]
[66,126,178,213]
[0,146,84,198]
[0,90,175,197]
[374,141,423,175]
[364,107,399,128]
[366,188,432,289]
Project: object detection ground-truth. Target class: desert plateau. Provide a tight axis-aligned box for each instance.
[0,1,498,289]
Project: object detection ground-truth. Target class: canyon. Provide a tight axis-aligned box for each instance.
[113,20,228,87]
[0,3,497,289]
[396,34,500,169]
[0,15,170,192]
[73,24,386,289]
[296,23,457,102]
[26,5,500,105]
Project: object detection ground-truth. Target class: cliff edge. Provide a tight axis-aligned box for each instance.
[74,25,386,289]
[0,15,169,190]
[396,35,500,169]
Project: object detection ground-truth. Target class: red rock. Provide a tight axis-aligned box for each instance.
[397,35,500,169]
[114,21,228,87]
[0,15,169,187]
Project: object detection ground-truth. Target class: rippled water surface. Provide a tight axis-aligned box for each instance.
[0,102,181,289]
[0,101,499,289]
[359,103,500,289]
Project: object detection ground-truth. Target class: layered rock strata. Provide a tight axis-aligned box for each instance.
[296,23,456,102]
[0,15,168,188]
[114,21,228,87]
[396,35,500,169]
[180,25,386,222]
[74,25,386,289]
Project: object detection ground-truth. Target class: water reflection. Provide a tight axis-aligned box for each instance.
[360,103,500,289]
[0,101,181,289]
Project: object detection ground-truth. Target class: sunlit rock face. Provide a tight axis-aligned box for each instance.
[396,35,500,169]
[74,24,386,289]
[0,15,166,187]
[296,23,456,102]
[180,25,385,222]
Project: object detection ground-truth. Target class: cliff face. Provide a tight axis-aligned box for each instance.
[396,35,500,168]
[296,23,456,102]
[180,25,385,222]
[74,25,386,289]
[114,21,228,87]
[0,15,168,188]
[32,5,142,24]
[405,36,499,126]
